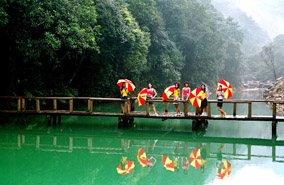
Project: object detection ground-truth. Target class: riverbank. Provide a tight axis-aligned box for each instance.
[263,76,284,115]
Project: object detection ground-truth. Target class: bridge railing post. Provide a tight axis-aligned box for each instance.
[146,102,150,116]
[165,102,168,113]
[195,107,199,115]
[248,102,252,118]
[17,98,21,112]
[130,98,135,112]
[36,98,40,112]
[124,100,128,114]
[233,103,237,117]
[207,102,211,117]
[21,98,25,111]
[53,99,57,111]
[69,99,73,113]
[183,102,189,117]
[88,99,93,113]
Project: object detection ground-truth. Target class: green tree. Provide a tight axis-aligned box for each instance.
[0,0,99,96]
[75,0,150,96]
[0,0,9,25]
[261,44,277,80]
[125,0,184,93]
[201,1,244,86]
[156,0,224,87]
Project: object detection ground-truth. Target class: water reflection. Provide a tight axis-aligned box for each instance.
[117,157,135,175]
[162,155,175,172]
[181,156,189,174]
[137,148,157,171]
[0,126,283,181]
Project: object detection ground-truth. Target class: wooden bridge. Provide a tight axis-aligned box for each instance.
[0,96,284,134]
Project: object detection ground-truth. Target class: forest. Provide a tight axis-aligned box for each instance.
[0,0,247,97]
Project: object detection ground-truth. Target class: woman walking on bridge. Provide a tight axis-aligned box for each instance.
[147,83,158,116]
[217,85,226,117]
[120,83,130,113]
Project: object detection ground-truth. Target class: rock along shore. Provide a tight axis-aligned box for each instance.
[263,76,284,115]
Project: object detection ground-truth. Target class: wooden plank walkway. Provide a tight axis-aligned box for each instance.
[1,109,284,121]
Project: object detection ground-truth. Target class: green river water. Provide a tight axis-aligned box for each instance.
[0,91,284,185]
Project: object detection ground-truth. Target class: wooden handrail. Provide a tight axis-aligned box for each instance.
[0,96,125,101]
[130,97,284,103]
[1,96,284,121]
[1,96,284,104]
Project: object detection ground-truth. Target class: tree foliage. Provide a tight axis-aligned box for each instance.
[244,34,284,81]
[0,0,99,96]
[0,0,244,97]
[125,0,184,93]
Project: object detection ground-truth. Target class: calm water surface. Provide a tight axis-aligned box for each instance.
[0,91,284,185]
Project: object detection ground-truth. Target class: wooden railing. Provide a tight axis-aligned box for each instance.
[0,96,128,114]
[143,98,284,119]
[0,96,284,120]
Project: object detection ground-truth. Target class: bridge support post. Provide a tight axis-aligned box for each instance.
[192,120,201,131]
[129,117,134,126]
[58,115,61,125]
[192,120,197,131]
[272,121,277,136]
[272,134,277,161]
[47,115,51,126]
[272,145,276,162]
[129,99,135,126]
[247,145,251,160]
[118,117,123,128]
[192,119,206,131]
[118,117,130,128]
[53,115,57,125]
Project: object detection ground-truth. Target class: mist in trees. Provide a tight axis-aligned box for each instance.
[246,35,284,81]
[211,0,284,83]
